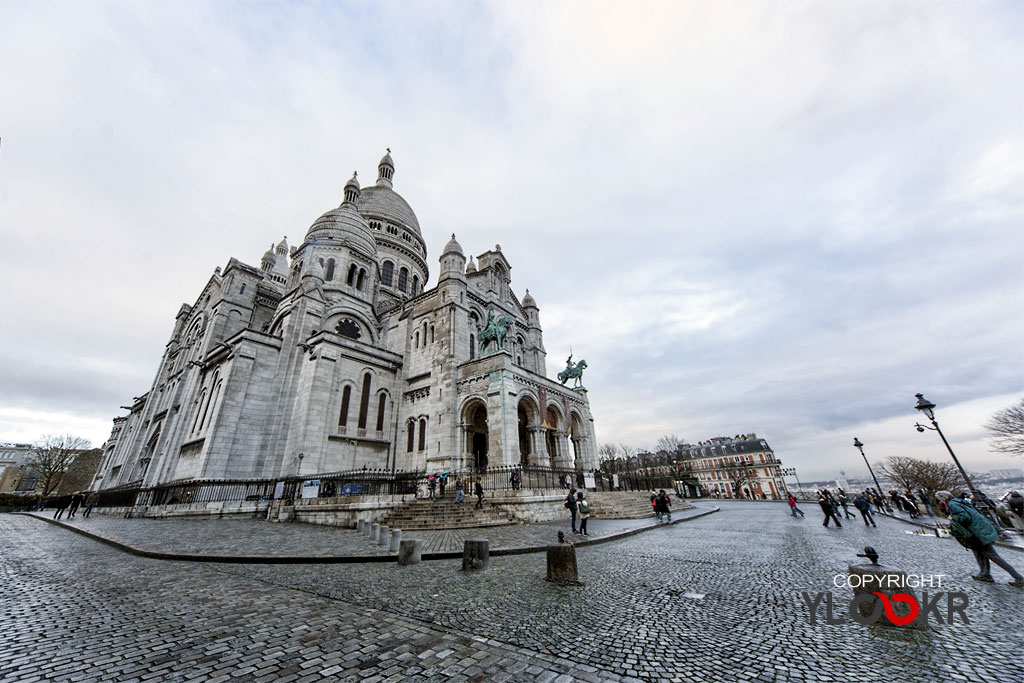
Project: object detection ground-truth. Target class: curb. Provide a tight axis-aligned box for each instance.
[19,506,720,564]
[877,511,1024,553]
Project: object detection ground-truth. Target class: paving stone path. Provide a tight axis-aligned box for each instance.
[3,501,1023,682]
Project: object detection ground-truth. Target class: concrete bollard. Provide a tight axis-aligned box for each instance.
[398,538,422,565]
[546,537,582,585]
[377,525,390,546]
[462,538,489,571]
[389,529,403,552]
[357,519,366,535]
[362,520,372,537]
[370,523,380,542]
[848,557,926,630]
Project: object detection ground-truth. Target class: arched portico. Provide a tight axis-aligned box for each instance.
[517,395,541,466]
[461,398,489,472]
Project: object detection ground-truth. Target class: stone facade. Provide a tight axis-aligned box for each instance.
[678,433,788,500]
[92,152,597,492]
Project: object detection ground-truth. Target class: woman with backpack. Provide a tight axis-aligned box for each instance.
[937,490,1023,586]
[576,491,591,536]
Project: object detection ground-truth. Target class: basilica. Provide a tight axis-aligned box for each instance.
[91,152,597,492]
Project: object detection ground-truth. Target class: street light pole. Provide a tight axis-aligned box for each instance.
[852,437,890,513]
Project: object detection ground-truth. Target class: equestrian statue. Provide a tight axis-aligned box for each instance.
[558,353,587,389]
[477,310,515,356]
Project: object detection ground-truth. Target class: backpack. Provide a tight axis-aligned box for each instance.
[948,518,976,549]
[578,500,591,515]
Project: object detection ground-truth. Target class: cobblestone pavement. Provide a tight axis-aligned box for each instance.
[30,508,709,557]
[4,502,1023,682]
[0,514,635,683]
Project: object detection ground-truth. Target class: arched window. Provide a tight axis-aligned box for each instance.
[325,259,336,281]
[381,261,394,286]
[422,321,427,342]
[470,334,475,359]
[357,373,372,429]
[356,268,366,290]
[407,422,415,452]
[338,385,351,427]
[412,275,419,294]
[192,390,207,433]
[418,418,426,451]
[376,394,386,431]
[415,331,419,348]
[430,325,435,343]
[347,264,357,286]
[202,380,221,432]
[398,267,408,293]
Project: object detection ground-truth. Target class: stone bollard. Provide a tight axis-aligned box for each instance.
[370,523,380,543]
[848,548,926,630]
[357,519,366,535]
[397,539,422,566]
[462,539,489,571]
[377,525,390,546]
[389,529,403,552]
[362,520,372,537]
[546,532,582,585]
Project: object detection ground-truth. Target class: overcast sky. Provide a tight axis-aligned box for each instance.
[1,1,1021,481]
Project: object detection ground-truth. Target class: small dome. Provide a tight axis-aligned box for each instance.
[343,172,361,204]
[307,205,377,258]
[276,236,289,254]
[522,289,537,308]
[466,256,477,273]
[377,149,395,188]
[442,233,464,258]
[262,244,276,262]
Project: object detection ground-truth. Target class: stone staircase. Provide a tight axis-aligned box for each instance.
[383,496,516,530]
[585,491,693,519]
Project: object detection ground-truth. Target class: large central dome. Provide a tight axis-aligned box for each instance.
[356,186,421,238]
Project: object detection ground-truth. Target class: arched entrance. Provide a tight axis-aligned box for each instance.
[517,396,539,466]
[570,413,583,469]
[463,400,489,472]
[545,405,562,463]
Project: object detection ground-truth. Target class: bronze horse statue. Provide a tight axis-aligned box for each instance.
[558,358,587,388]
[477,311,514,356]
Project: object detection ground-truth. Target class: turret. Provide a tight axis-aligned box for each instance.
[439,234,466,282]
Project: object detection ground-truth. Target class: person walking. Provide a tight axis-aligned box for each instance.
[67,493,84,519]
[837,492,856,520]
[818,494,842,528]
[1008,491,1024,524]
[565,486,579,533]
[53,496,71,520]
[918,488,933,516]
[438,472,448,498]
[656,489,672,523]
[853,493,877,527]
[576,491,591,536]
[650,491,660,521]
[82,492,96,518]
[454,477,464,504]
[473,479,485,509]
[427,474,437,500]
[787,494,805,518]
[510,468,522,491]
[937,490,1023,586]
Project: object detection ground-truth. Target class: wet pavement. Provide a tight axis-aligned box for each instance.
[2,500,1022,682]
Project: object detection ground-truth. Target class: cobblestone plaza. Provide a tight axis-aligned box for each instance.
[2,502,1022,682]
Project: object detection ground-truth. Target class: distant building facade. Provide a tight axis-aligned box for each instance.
[91,152,597,492]
[677,434,787,499]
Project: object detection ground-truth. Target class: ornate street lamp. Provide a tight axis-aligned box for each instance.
[914,393,1002,527]
[852,438,890,513]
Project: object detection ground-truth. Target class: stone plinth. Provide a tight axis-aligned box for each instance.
[389,529,402,552]
[546,543,582,585]
[462,538,489,571]
[377,525,390,546]
[370,523,380,542]
[398,539,422,565]
[848,563,926,630]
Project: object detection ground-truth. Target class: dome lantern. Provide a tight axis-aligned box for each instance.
[343,172,360,205]
[377,148,395,188]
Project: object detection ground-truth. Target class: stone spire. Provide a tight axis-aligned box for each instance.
[376,149,395,189]
[343,172,361,205]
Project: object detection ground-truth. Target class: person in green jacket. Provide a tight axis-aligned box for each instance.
[937,490,1024,586]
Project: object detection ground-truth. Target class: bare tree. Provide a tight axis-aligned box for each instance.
[985,397,1024,456]
[654,434,684,454]
[723,461,757,498]
[878,455,966,495]
[597,443,618,465]
[29,434,92,495]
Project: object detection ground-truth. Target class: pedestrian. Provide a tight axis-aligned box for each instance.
[439,472,447,497]
[1008,491,1024,522]
[454,477,464,504]
[937,490,1023,586]
[787,494,805,518]
[656,489,672,523]
[67,493,84,518]
[53,496,70,520]
[853,493,877,527]
[510,468,521,491]
[83,492,96,518]
[474,479,485,509]
[837,492,856,519]
[918,488,933,516]
[818,494,842,528]
[576,491,590,536]
[650,491,660,521]
[903,491,920,519]
[565,486,579,533]
[427,474,437,500]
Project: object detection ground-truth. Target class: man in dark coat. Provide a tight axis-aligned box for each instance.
[938,490,1023,586]
[565,487,579,533]
[818,494,842,528]
[853,493,876,527]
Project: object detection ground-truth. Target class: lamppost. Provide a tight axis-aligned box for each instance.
[913,393,1002,527]
[852,438,891,513]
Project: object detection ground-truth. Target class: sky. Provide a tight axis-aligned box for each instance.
[1,0,1021,481]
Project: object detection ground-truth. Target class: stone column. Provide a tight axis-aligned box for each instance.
[377,525,390,546]
[389,529,403,552]
[398,539,422,565]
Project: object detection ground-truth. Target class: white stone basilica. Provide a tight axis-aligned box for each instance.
[92,152,597,491]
